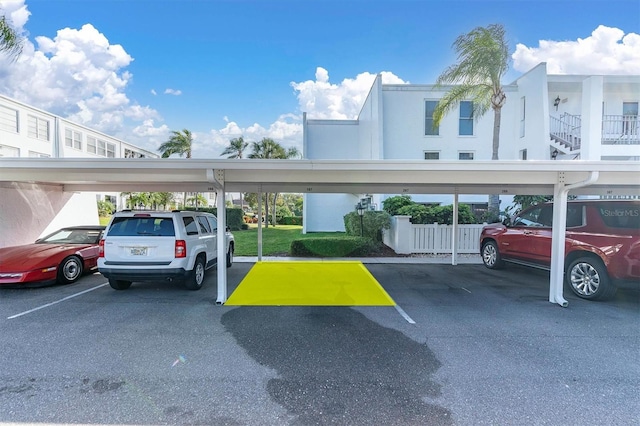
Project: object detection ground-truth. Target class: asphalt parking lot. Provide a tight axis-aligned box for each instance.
[1,261,638,425]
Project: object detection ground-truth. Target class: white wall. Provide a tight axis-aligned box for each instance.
[0,183,99,248]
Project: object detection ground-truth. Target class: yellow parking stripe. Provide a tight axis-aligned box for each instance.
[225,261,395,306]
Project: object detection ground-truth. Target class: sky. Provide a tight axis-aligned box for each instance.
[0,0,638,158]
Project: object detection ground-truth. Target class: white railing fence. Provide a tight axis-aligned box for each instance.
[383,215,485,254]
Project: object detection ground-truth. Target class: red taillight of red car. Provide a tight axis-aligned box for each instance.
[175,240,186,258]
[98,239,105,257]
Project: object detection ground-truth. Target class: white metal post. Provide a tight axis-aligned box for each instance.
[452,193,459,265]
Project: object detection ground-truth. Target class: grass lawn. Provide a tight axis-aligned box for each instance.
[232,225,346,256]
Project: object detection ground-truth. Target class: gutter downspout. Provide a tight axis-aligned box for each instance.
[549,171,599,307]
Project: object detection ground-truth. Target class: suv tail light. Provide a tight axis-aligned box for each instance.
[175,240,186,258]
[98,239,105,258]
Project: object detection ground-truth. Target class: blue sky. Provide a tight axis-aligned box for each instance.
[0,0,638,157]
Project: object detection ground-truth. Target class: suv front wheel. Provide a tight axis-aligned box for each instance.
[566,256,616,300]
[481,240,504,269]
[185,255,206,291]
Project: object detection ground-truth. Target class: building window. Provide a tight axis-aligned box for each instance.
[424,100,439,136]
[0,144,20,157]
[520,149,527,160]
[424,151,440,160]
[28,151,50,158]
[0,105,18,133]
[520,96,526,138]
[27,115,50,141]
[124,148,146,158]
[87,136,116,157]
[65,128,83,150]
[459,152,474,160]
[459,101,474,136]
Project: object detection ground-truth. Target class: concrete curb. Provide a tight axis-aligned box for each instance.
[235,254,483,264]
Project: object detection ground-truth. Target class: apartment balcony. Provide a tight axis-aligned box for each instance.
[550,114,640,151]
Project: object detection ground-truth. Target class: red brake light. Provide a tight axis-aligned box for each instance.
[175,240,186,258]
[98,239,105,257]
[134,213,151,217]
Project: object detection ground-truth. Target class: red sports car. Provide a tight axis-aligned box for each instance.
[0,226,105,287]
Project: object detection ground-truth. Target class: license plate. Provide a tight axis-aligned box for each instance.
[130,247,147,256]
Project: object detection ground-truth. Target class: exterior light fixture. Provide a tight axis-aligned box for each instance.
[553,96,561,111]
[356,202,366,236]
[551,149,559,160]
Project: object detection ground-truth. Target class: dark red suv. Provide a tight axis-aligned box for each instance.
[480,200,640,300]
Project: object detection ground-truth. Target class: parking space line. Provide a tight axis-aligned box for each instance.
[7,283,108,319]
[394,304,416,324]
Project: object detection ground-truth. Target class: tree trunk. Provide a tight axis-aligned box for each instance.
[272,192,278,227]
[488,106,502,218]
[264,193,270,228]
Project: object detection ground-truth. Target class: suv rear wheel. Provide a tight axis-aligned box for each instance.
[226,245,234,268]
[185,255,206,291]
[109,279,132,290]
[566,256,616,300]
[481,240,504,269]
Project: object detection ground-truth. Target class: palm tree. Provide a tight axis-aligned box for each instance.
[222,137,250,210]
[0,15,23,60]
[158,129,194,208]
[432,23,509,218]
[248,138,289,227]
[270,146,300,225]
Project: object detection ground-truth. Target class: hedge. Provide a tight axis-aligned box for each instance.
[290,237,378,257]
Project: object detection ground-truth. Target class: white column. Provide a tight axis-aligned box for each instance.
[451,193,459,265]
[580,76,604,160]
[215,173,227,304]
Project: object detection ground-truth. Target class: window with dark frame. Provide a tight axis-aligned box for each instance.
[459,101,473,135]
[424,100,439,136]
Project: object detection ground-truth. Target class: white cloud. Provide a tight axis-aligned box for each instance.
[0,1,164,152]
[0,0,30,31]
[290,67,408,120]
[151,89,157,95]
[513,25,640,75]
[164,88,182,96]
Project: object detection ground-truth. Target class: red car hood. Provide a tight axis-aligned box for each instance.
[0,243,91,272]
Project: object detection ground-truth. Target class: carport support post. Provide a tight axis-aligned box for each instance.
[452,192,459,265]
[549,171,599,307]
[258,189,263,261]
[209,169,228,304]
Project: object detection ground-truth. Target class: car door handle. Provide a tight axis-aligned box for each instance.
[523,230,534,235]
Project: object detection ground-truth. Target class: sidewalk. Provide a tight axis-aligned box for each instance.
[235,254,482,264]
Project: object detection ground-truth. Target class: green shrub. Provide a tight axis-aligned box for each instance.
[382,195,414,215]
[279,216,303,225]
[343,210,391,242]
[290,237,379,257]
[184,207,244,231]
[97,200,115,217]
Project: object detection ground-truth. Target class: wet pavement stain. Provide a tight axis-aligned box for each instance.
[91,379,125,394]
[222,307,453,425]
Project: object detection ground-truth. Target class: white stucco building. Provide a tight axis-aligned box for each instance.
[302,63,640,232]
[0,94,159,247]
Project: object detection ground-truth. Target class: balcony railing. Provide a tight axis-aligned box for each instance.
[550,113,581,150]
[602,115,640,145]
[549,114,640,149]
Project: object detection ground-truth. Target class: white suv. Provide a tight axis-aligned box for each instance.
[98,210,234,291]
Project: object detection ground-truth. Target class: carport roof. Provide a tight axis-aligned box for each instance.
[0,158,638,196]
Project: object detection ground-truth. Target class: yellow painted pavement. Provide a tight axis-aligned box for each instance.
[225,261,396,306]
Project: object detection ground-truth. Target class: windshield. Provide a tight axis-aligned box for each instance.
[39,228,103,244]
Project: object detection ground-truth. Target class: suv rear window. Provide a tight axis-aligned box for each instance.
[598,205,640,229]
[108,217,176,237]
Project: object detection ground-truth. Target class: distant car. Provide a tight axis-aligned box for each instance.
[0,226,105,287]
[98,210,234,291]
[480,200,640,300]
